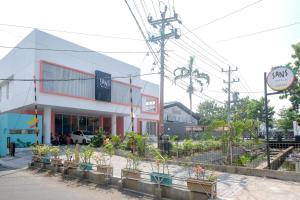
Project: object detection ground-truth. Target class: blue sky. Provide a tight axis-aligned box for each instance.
[0,0,299,113]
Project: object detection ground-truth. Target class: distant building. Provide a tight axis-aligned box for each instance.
[163,101,204,139]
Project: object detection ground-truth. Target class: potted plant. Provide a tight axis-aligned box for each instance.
[63,146,78,169]
[50,146,62,166]
[150,148,172,186]
[186,164,217,198]
[31,145,41,162]
[39,145,50,164]
[121,152,141,179]
[95,142,114,176]
[79,146,94,171]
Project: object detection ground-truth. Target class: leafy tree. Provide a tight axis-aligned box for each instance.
[276,107,298,134]
[197,100,226,125]
[174,56,209,114]
[280,43,300,110]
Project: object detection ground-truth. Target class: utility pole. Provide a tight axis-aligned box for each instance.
[129,74,134,132]
[222,66,239,164]
[33,76,39,145]
[148,5,181,148]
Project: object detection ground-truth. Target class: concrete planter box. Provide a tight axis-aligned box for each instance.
[79,163,93,171]
[51,158,63,166]
[96,165,113,176]
[32,155,41,162]
[121,169,141,179]
[41,157,51,164]
[187,178,217,198]
[150,172,172,186]
[64,160,79,169]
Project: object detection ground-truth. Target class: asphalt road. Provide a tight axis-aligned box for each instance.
[0,169,151,200]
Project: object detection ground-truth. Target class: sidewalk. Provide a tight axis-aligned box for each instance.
[0,148,32,169]
[1,148,300,199]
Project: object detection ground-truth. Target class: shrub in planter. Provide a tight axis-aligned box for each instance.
[93,142,114,176]
[31,145,41,162]
[79,146,94,171]
[90,128,105,148]
[37,145,50,164]
[122,153,141,179]
[186,164,217,198]
[149,148,172,186]
[50,146,62,166]
[64,147,78,169]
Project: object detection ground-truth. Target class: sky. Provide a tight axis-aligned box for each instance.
[0,0,299,114]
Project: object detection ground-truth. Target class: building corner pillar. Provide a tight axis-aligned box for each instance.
[43,107,51,145]
[111,114,117,136]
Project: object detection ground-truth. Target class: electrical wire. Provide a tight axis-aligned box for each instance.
[215,20,300,43]
[0,23,143,41]
[0,45,155,54]
[183,0,264,34]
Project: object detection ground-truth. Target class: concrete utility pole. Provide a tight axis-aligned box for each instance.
[129,74,134,132]
[222,66,239,164]
[148,5,181,147]
[33,77,39,145]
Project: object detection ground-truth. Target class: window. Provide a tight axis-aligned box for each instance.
[63,115,71,134]
[143,96,157,113]
[146,121,157,136]
[55,114,63,135]
[71,116,78,131]
[6,83,9,99]
[79,116,87,130]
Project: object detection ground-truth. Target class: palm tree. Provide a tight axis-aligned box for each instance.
[173,56,210,123]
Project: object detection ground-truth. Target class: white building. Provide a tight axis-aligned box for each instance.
[0,30,159,144]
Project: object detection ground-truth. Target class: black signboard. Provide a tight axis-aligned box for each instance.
[95,70,111,102]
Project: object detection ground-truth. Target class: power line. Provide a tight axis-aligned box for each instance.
[0,45,156,54]
[0,23,143,41]
[183,0,264,34]
[215,20,300,43]
[0,72,161,82]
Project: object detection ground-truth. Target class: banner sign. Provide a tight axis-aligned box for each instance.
[95,70,111,102]
[267,66,296,91]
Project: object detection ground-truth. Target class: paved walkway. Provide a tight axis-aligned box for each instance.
[1,149,300,200]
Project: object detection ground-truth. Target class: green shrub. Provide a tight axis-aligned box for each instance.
[111,135,120,148]
[183,139,194,153]
[80,146,94,164]
[50,146,60,158]
[90,128,105,147]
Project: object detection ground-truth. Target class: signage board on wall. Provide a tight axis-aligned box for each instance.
[95,70,111,102]
[267,66,296,91]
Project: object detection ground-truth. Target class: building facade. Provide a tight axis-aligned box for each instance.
[0,30,159,145]
[164,101,203,139]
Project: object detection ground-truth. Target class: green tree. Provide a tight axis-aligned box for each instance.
[280,43,300,110]
[276,107,297,134]
[197,100,226,125]
[174,56,209,115]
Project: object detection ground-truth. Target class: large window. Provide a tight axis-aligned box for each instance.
[79,116,87,130]
[55,114,63,135]
[146,121,157,136]
[63,115,71,134]
[71,116,78,131]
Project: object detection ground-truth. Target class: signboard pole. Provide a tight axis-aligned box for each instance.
[264,72,271,169]
[34,77,39,145]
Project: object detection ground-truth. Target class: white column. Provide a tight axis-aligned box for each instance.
[111,114,117,136]
[43,107,51,145]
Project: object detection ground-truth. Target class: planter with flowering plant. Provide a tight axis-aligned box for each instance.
[50,146,62,166]
[63,146,79,169]
[186,164,217,198]
[79,146,94,171]
[122,152,141,180]
[150,148,172,186]
[94,141,114,176]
